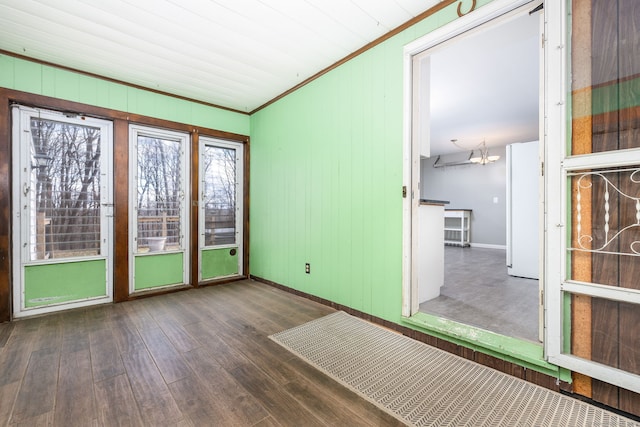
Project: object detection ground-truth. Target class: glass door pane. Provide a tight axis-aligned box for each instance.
[29,117,103,260]
[203,145,237,246]
[570,0,639,155]
[566,166,640,371]
[136,136,183,253]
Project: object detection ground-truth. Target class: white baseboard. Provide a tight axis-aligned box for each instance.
[470,243,507,250]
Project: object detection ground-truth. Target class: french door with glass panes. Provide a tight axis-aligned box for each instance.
[199,137,244,281]
[12,106,114,317]
[129,125,189,292]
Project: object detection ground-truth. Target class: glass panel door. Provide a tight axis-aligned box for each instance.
[199,137,243,281]
[130,125,189,292]
[12,106,113,317]
[546,0,640,394]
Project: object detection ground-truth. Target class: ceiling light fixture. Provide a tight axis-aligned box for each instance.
[470,140,500,165]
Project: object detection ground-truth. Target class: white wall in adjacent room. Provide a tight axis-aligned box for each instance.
[420,145,507,247]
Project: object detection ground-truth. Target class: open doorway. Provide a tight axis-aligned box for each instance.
[403,2,543,343]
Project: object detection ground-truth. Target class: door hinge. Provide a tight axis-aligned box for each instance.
[541,161,544,176]
[402,186,407,198]
[529,3,543,15]
[540,289,544,305]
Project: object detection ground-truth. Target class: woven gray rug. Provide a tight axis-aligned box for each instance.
[270,311,638,427]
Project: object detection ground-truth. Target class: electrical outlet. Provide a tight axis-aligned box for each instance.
[305,263,310,274]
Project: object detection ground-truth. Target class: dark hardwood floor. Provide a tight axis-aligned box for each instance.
[0,280,405,426]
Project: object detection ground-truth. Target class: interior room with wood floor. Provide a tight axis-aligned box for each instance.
[0,0,639,425]
[0,280,634,426]
[0,280,408,426]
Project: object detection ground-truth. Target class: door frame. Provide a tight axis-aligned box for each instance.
[128,124,190,293]
[402,0,536,317]
[0,88,251,321]
[198,136,245,282]
[11,105,114,318]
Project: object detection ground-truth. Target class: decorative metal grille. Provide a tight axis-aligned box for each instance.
[570,167,640,256]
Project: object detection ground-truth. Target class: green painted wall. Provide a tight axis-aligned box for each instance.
[250,2,491,323]
[248,0,567,377]
[0,54,250,135]
[134,253,184,290]
[201,247,239,279]
[24,260,106,307]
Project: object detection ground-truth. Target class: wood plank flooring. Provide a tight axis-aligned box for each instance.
[0,280,405,426]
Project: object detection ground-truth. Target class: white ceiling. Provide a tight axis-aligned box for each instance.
[0,1,539,151]
[428,11,540,155]
[0,0,441,113]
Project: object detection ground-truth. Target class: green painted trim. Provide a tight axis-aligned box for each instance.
[24,259,107,307]
[201,247,239,280]
[562,292,572,354]
[404,312,571,382]
[134,253,184,290]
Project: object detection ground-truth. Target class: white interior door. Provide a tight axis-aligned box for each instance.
[12,105,113,317]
